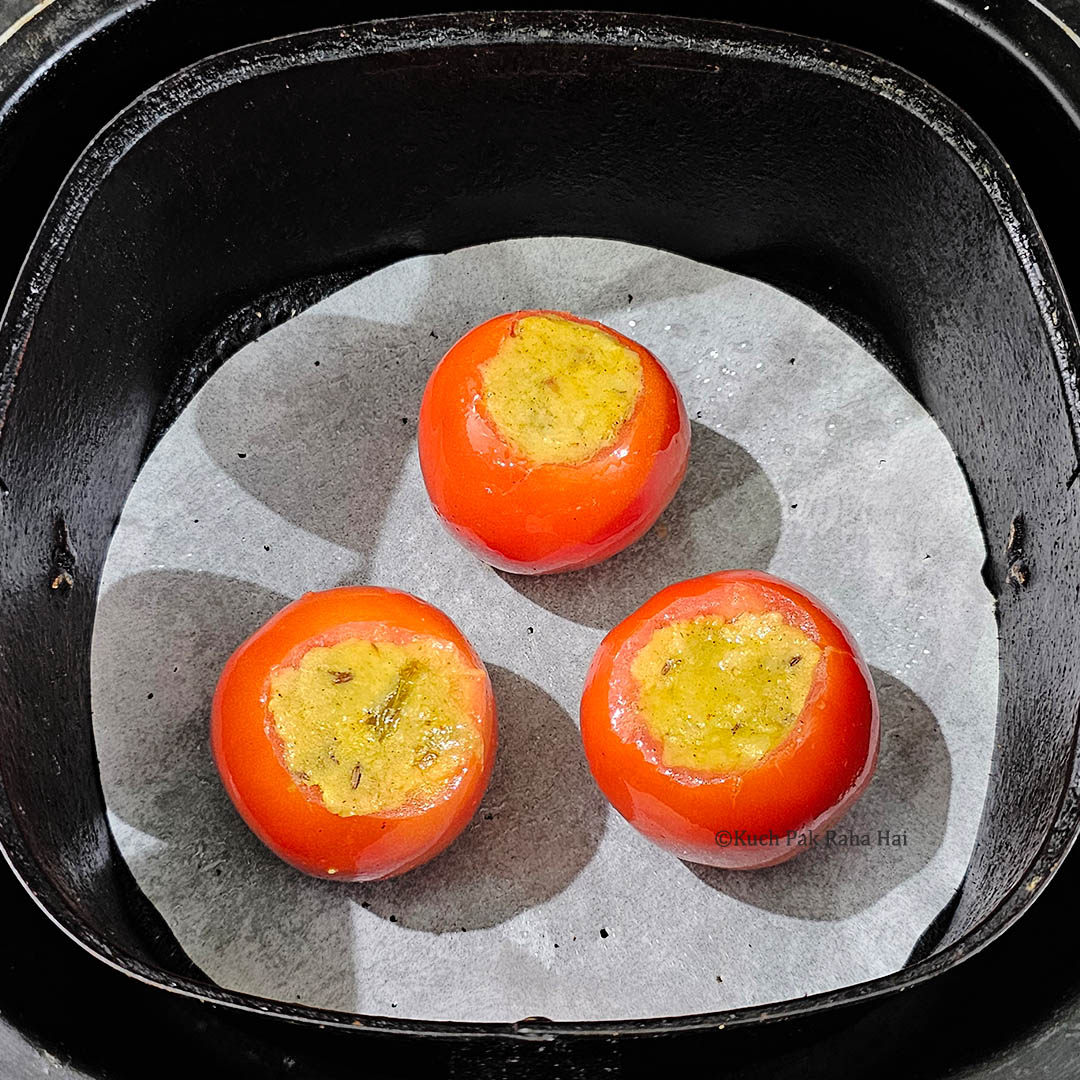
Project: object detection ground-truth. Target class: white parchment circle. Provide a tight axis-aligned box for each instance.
[92,237,997,1022]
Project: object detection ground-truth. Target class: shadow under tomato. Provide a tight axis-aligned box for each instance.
[497,420,782,629]
[193,310,436,564]
[193,239,698,562]
[92,569,370,1011]
[93,571,607,1018]
[350,664,606,931]
[685,667,951,920]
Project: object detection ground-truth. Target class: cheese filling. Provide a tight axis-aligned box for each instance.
[267,637,483,816]
[631,611,822,773]
[480,314,644,465]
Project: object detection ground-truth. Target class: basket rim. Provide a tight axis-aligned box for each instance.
[1,8,1079,1041]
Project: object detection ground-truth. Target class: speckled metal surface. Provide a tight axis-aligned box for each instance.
[2,2,1080,1078]
[0,0,33,30]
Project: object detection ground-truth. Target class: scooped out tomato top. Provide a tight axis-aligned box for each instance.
[580,571,879,868]
[212,587,496,881]
[418,310,690,575]
[267,627,484,819]
[628,608,824,774]
[480,313,646,465]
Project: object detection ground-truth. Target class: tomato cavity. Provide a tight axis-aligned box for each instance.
[265,636,482,817]
[629,611,823,773]
[480,313,643,465]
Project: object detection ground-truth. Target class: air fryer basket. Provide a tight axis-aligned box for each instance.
[0,11,1078,1041]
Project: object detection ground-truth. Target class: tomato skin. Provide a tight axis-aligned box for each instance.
[418,310,690,575]
[211,587,496,881]
[580,571,879,869]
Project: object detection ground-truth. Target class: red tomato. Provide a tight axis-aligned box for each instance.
[211,587,496,881]
[418,310,690,574]
[579,571,879,869]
